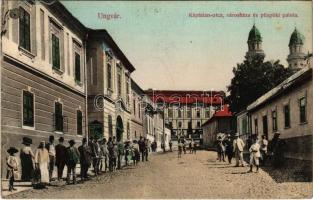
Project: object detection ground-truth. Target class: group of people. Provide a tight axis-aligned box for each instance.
[177,138,197,158]
[216,133,269,173]
[6,135,153,192]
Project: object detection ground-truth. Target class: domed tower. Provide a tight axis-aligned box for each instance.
[246,24,265,61]
[287,28,306,69]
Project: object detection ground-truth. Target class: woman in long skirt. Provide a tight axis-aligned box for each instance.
[34,141,49,189]
[20,137,35,181]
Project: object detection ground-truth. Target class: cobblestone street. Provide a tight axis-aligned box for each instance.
[6,151,313,199]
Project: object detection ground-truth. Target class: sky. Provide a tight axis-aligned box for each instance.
[62,1,312,92]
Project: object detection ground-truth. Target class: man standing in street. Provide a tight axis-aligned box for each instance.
[169,140,173,152]
[233,133,245,167]
[78,138,91,181]
[46,135,56,181]
[55,137,66,181]
[144,138,149,161]
[65,140,80,185]
[90,137,100,176]
[139,137,146,162]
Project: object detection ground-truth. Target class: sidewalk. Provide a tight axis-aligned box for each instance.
[1,156,143,198]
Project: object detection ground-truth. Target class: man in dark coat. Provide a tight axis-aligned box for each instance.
[78,138,91,181]
[65,140,80,184]
[138,137,146,162]
[55,137,66,180]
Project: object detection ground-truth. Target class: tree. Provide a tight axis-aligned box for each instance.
[227,54,294,113]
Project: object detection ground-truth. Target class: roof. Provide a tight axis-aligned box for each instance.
[131,78,145,95]
[87,29,135,72]
[289,28,304,46]
[202,105,232,126]
[247,66,312,112]
[248,25,262,42]
[145,90,225,105]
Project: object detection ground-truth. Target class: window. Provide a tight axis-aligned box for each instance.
[108,115,113,137]
[272,110,277,131]
[254,118,258,134]
[117,66,122,96]
[133,99,136,116]
[135,131,137,139]
[52,34,60,70]
[74,52,81,82]
[76,110,82,135]
[138,103,141,118]
[205,109,210,118]
[284,104,290,128]
[127,122,130,139]
[19,7,31,51]
[107,63,112,89]
[126,79,130,105]
[178,121,182,128]
[23,91,34,127]
[168,108,173,118]
[178,108,182,118]
[197,121,201,128]
[169,122,173,128]
[262,115,268,138]
[196,110,200,118]
[187,108,191,118]
[299,97,307,123]
[54,102,63,132]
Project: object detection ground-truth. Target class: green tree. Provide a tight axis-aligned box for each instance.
[227,55,294,113]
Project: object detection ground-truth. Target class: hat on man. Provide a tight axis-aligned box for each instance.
[69,140,75,145]
[59,137,64,142]
[7,147,18,154]
[22,137,32,145]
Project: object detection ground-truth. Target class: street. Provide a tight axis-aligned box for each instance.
[6,151,313,199]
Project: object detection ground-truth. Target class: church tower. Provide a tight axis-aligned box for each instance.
[246,24,265,61]
[287,28,306,69]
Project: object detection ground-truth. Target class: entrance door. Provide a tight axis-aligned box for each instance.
[262,115,268,139]
[116,116,124,142]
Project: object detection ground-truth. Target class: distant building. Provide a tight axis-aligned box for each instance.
[202,105,233,149]
[246,24,265,60]
[145,90,226,145]
[131,79,144,140]
[287,28,306,70]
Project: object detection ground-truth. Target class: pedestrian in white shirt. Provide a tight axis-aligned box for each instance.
[248,138,261,173]
[233,133,245,167]
[260,135,268,166]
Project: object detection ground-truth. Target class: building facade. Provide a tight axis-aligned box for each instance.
[145,90,225,145]
[86,29,134,142]
[1,1,87,176]
[131,79,144,140]
[247,66,312,179]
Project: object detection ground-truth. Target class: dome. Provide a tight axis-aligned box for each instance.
[248,25,262,42]
[289,28,304,46]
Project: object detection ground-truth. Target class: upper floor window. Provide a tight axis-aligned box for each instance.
[284,104,290,128]
[117,65,122,97]
[52,34,60,70]
[187,108,191,118]
[196,110,201,118]
[54,102,63,132]
[168,108,173,118]
[23,91,34,127]
[107,63,112,89]
[299,97,307,123]
[74,52,81,83]
[138,103,141,119]
[197,121,201,128]
[178,108,182,118]
[76,110,82,135]
[19,7,31,51]
[133,99,136,116]
[178,121,182,128]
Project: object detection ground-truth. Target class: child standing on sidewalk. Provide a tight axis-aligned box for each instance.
[6,147,19,192]
[248,138,261,173]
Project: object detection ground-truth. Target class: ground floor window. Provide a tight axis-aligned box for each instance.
[23,91,34,127]
[77,110,83,135]
[54,102,63,132]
